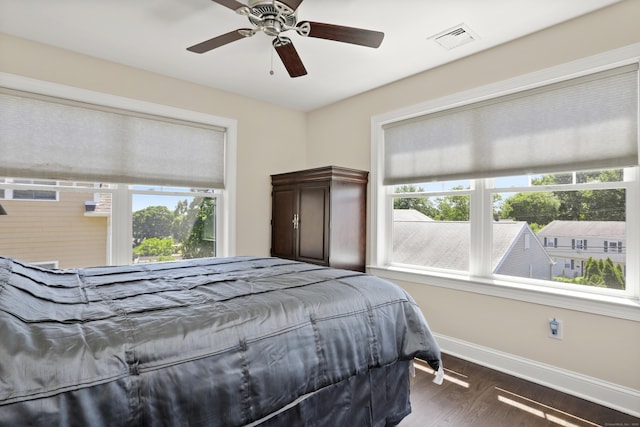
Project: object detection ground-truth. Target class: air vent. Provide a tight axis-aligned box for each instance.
[430,24,478,50]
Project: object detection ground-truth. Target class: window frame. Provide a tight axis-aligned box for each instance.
[370,44,640,321]
[0,179,59,201]
[0,72,237,262]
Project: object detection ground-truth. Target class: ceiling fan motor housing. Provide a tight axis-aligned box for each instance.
[246,1,297,36]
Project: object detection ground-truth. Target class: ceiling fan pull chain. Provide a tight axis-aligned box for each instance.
[270,45,275,75]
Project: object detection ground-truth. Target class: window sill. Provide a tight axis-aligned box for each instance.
[84,211,110,217]
[367,265,640,322]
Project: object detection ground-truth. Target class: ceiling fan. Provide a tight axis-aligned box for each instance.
[187,0,385,78]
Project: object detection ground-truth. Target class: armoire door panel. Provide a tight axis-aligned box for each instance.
[271,188,296,259]
[297,186,327,263]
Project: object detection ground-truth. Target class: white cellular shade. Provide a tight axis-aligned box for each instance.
[383,64,639,185]
[0,92,226,188]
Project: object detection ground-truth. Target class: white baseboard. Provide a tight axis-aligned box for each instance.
[434,333,640,418]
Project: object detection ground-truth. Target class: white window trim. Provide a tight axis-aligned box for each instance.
[0,179,59,201]
[370,43,640,321]
[0,72,237,261]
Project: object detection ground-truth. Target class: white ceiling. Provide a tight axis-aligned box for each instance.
[0,0,621,112]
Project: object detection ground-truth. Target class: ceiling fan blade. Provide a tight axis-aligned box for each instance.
[187,29,253,53]
[273,38,307,78]
[211,0,247,11]
[280,0,304,12]
[297,21,384,48]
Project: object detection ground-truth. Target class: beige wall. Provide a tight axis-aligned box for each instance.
[0,33,308,258]
[1,0,638,404]
[305,0,640,394]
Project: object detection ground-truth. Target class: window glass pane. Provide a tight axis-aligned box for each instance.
[10,179,57,200]
[0,184,110,269]
[494,171,626,290]
[132,184,209,193]
[132,193,216,264]
[13,189,57,200]
[494,175,532,189]
[393,194,470,271]
[574,169,624,184]
[395,180,470,193]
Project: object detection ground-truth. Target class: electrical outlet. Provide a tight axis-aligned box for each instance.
[548,317,563,340]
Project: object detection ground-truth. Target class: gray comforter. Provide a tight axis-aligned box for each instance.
[0,256,441,426]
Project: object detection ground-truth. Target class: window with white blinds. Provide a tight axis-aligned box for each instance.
[0,90,226,188]
[371,47,640,318]
[383,64,639,185]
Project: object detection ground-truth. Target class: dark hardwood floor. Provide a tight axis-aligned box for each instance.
[398,353,639,427]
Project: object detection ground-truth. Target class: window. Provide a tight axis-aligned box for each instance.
[131,186,217,264]
[606,241,623,254]
[0,179,57,201]
[0,179,221,268]
[392,183,470,272]
[389,168,630,287]
[371,47,640,316]
[573,239,588,251]
[0,74,237,268]
[493,170,627,287]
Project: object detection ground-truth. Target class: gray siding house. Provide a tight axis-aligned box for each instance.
[537,220,626,278]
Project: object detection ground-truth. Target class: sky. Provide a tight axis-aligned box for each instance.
[132,194,192,212]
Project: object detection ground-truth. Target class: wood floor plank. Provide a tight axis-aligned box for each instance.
[398,353,639,427]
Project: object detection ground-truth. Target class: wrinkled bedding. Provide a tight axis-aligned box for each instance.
[0,256,441,426]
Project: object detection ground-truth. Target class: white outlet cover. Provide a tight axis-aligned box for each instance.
[548,318,563,340]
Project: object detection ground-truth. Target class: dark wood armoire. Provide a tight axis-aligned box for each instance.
[270,166,368,272]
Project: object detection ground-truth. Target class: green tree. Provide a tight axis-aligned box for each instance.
[435,187,469,221]
[583,257,605,288]
[181,197,216,259]
[393,185,437,218]
[132,205,174,245]
[394,184,474,221]
[602,258,625,289]
[531,169,625,221]
[133,237,175,257]
[171,199,191,243]
[501,192,560,227]
[582,257,624,289]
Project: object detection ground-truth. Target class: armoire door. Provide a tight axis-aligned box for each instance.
[271,187,297,260]
[297,184,329,265]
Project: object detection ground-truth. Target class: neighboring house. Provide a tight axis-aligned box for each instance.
[0,182,110,269]
[393,209,553,280]
[537,220,626,279]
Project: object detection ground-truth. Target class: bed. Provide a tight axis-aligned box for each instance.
[0,256,442,426]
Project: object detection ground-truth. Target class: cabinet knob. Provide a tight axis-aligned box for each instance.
[292,213,299,229]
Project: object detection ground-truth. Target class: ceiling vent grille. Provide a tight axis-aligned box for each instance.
[430,24,478,50]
